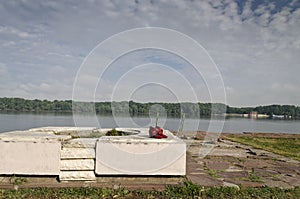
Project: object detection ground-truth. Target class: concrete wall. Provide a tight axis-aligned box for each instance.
[95,130,186,175]
[0,141,60,175]
[0,128,186,179]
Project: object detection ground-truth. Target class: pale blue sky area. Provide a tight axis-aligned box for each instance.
[0,0,300,106]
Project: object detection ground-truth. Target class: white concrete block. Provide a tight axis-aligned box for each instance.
[29,127,97,138]
[61,148,95,159]
[62,138,97,148]
[0,131,71,141]
[59,171,96,181]
[95,130,186,175]
[0,141,60,175]
[29,126,97,134]
[60,159,95,171]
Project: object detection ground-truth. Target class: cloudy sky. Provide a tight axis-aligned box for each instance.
[0,0,299,107]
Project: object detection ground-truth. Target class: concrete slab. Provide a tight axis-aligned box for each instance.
[0,140,60,175]
[59,171,96,181]
[60,159,95,171]
[29,126,97,134]
[62,138,97,148]
[95,129,186,175]
[0,131,71,141]
[187,173,223,186]
[61,148,95,159]
[29,127,97,138]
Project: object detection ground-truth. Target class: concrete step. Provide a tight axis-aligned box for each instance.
[60,159,95,171]
[61,148,95,159]
[59,171,96,181]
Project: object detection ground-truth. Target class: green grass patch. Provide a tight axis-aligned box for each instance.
[203,163,219,178]
[240,171,264,183]
[1,182,300,199]
[226,136,300,161]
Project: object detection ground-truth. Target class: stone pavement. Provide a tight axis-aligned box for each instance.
[185,134,300,189]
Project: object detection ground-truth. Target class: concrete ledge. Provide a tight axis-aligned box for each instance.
[62,138,97,148]
[0,131,71,141]
[0,141,61,175]
[59,171,96,181]
[95,129,186,175]
[0,127,186,180]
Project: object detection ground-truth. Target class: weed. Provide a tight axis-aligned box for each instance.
[105,128,127,136]
[9,175,27,186]
[203,163,219,178]
[240,170,264,183]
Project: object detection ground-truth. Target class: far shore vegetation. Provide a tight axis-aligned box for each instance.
[1,97,300,119]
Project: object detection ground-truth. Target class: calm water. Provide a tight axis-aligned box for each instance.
[1,112,300,134]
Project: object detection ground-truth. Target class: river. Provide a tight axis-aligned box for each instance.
[0,112,300,134]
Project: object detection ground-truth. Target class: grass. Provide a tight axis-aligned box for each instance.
[105,128,127,136]
[226,136,300,161]
[203,163,219,178]
[0,182,299,199]
[240,171,264,183]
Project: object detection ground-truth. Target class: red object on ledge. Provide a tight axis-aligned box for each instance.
[149,126,168,139]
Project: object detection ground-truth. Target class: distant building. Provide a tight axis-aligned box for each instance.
[257,114,269,118]
[249,111,258,119]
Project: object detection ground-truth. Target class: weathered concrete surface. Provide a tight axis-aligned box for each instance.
[59,138,97,181]
[0,130,71,141]
[96,129,186,175]
[29,127,141,139]
[60,159,95,171]
[0,141,60,175]
[60,148,95,159]
[62,138,97,148]
[29,126,97,134]
[29,127,97,138]
[59,171,96,181]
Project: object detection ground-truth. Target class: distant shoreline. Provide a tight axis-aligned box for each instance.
[1,97,300,119]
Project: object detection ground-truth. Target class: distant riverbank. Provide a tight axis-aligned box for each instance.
[1,97,300,119]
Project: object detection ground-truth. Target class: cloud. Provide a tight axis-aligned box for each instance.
[0,26,31,38]
[0,63,8,77]
[0,0,299,106]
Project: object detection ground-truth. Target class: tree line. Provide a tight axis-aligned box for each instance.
[1,97,300,118]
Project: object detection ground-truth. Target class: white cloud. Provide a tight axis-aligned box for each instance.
[0,26,31,38]
[0,63,8,76]
[0,0,299,106]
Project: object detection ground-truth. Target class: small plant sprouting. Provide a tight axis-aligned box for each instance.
[10,175,28,186]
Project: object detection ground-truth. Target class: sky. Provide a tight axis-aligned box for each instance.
[0,0,300,107]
